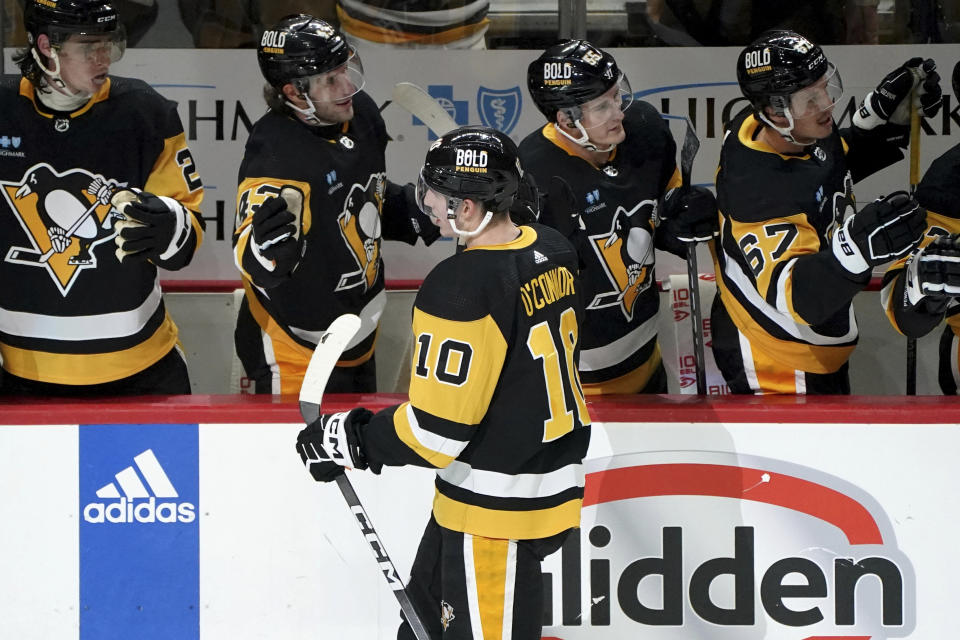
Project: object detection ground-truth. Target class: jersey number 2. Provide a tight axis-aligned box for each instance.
[527,308,589,442]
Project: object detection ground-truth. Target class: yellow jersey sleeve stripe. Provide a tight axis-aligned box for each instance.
[144,132,204,213]
[393,401,462,468]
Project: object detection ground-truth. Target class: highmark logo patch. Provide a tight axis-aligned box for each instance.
[79,424,199,640]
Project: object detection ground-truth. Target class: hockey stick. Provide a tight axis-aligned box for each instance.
[298,314,431,640]
[392,82,458,138]
[906,80,922,396]
[663,113,708,394]
[391,82,465,250]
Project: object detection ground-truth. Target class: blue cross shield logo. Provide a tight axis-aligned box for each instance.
[477,86,522,134]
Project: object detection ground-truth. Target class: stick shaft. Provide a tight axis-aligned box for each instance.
[906,92,921,395]
[335,475,431,640]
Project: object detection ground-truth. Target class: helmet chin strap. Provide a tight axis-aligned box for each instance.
[32,47,92,105]
[554,121,615,153]
[446,197,494,239]
[285,97,337,126]
[758,107,817,146]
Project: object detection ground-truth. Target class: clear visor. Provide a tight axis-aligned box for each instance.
[574,72,633,131]
[304,48,365,104]
[787,63,843,119]
[56,28,127,64]
[416,171,460,219]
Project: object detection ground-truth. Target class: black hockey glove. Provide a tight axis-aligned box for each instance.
[903,234,960,313]
[113,190,195,265]
[252,196,302,276]
[296,408,377,482]
[402,182,441,246]
[383,182,440,246]
[854,58,943,132]
[832,191,926,275]
[659,186,718,243]
[509,171,541,225]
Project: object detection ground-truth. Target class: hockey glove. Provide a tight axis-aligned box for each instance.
[251,195,303,276]
[402,182,441,246]
[854,58,943,131]
[113,190,194,265]
[296,408,377,482]
[832,191,926,275]
[659,186,718,243]
[509,171,541,225]
[904,234,960,313]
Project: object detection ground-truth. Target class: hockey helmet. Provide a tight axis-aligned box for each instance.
[257,14,363,95]
[952,60,960,105]
[527,39,632,123]
[417,126,522,237]
[737,30,842,119]
[23,0,124,52]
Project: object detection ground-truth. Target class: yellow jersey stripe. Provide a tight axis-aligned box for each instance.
[433,491,582,540]
[393,402,460,468]
[0,311,177,384]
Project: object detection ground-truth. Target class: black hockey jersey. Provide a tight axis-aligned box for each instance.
[712,109,900,375]
[336,0,489,47]
[233,91,392,365]
[362,224,591,540]
[519,101,680,392]
[881,142,960,337]
[0,76,204,385]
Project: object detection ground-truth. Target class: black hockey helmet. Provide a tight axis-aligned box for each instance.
[258,14,356,90]
[737,30,840,117]
[23,0,121,46]
[952,60,960,104]
[418,126,522,215]
[527,39,631,122]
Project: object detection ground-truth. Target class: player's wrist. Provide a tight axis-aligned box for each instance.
[831,218,871,275]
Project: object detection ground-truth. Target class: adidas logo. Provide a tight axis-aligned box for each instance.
[534,250,548,264]
[83,449,196,524]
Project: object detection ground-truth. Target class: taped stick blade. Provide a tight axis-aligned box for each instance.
[298,314,362,419]
[391,82,458,136]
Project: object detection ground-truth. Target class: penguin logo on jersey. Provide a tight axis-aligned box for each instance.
[335,173,383,292]
[440,600,456,631]
[586,199,657,320]
[1,163,126,296]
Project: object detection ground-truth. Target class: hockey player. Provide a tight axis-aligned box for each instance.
[519,39,717,394]
[297,126,590,640]
[880,66,960,394]
[0,0,205,397]
[711,30,939,394]
[234,14,438,395]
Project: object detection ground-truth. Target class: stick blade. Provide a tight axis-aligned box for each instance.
[391,82,458,137]
[298,314,362,418]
